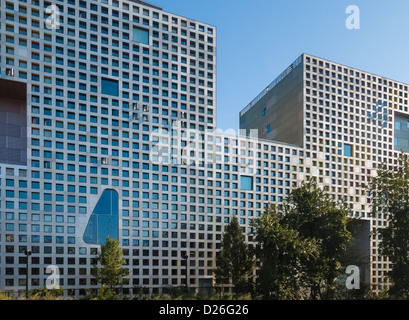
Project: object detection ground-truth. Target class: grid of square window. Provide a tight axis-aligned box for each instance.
[0,0,304,296]
[303,54,409,289]
[0,0,220,295]
[2,0,408,296]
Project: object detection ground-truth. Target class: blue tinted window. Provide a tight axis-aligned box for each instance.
[344,144,352,157]
[101,78,119,96]
[241,176,253,191]
[83,189,119,245]
[133,27,149,45]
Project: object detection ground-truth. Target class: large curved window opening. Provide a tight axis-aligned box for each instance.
[83,189,119,245]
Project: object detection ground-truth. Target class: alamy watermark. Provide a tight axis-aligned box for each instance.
[345,5,360,30]
[149,120,260,173]
[345,265,360,290]
[45,265,60,290]
[45,5,61,30]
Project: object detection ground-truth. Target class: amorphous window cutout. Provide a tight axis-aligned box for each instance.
[83,189,119,245]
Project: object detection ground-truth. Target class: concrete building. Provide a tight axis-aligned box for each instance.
[0,0,220,296]
[0,0,402,296]
[241,53,409,290]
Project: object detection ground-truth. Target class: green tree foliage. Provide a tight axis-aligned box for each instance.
[92,236,129,296]
[251,204,319,299]
[282,181,352,299]
[0,291,11,300]
[216,182,357,300]
[214,217,255,293]
[26,287,65,300]
[370,153,409,298]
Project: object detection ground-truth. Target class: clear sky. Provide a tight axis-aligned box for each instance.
[150,0,409,131]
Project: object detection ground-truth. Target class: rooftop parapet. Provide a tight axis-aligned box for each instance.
[240,54,303,117]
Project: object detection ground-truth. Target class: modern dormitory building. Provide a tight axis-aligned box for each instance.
[1,0,405,296]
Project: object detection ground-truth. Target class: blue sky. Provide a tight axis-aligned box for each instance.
[151,0,409,131]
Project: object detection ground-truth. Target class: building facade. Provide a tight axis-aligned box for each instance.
[241,53,409,291]
[0,0,403,296]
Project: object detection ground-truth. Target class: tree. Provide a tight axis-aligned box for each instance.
[214,216,254,295]
[92,236,129,297]
[251,204,319,299]
[282,181,352,299]
[369,153,409,298]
